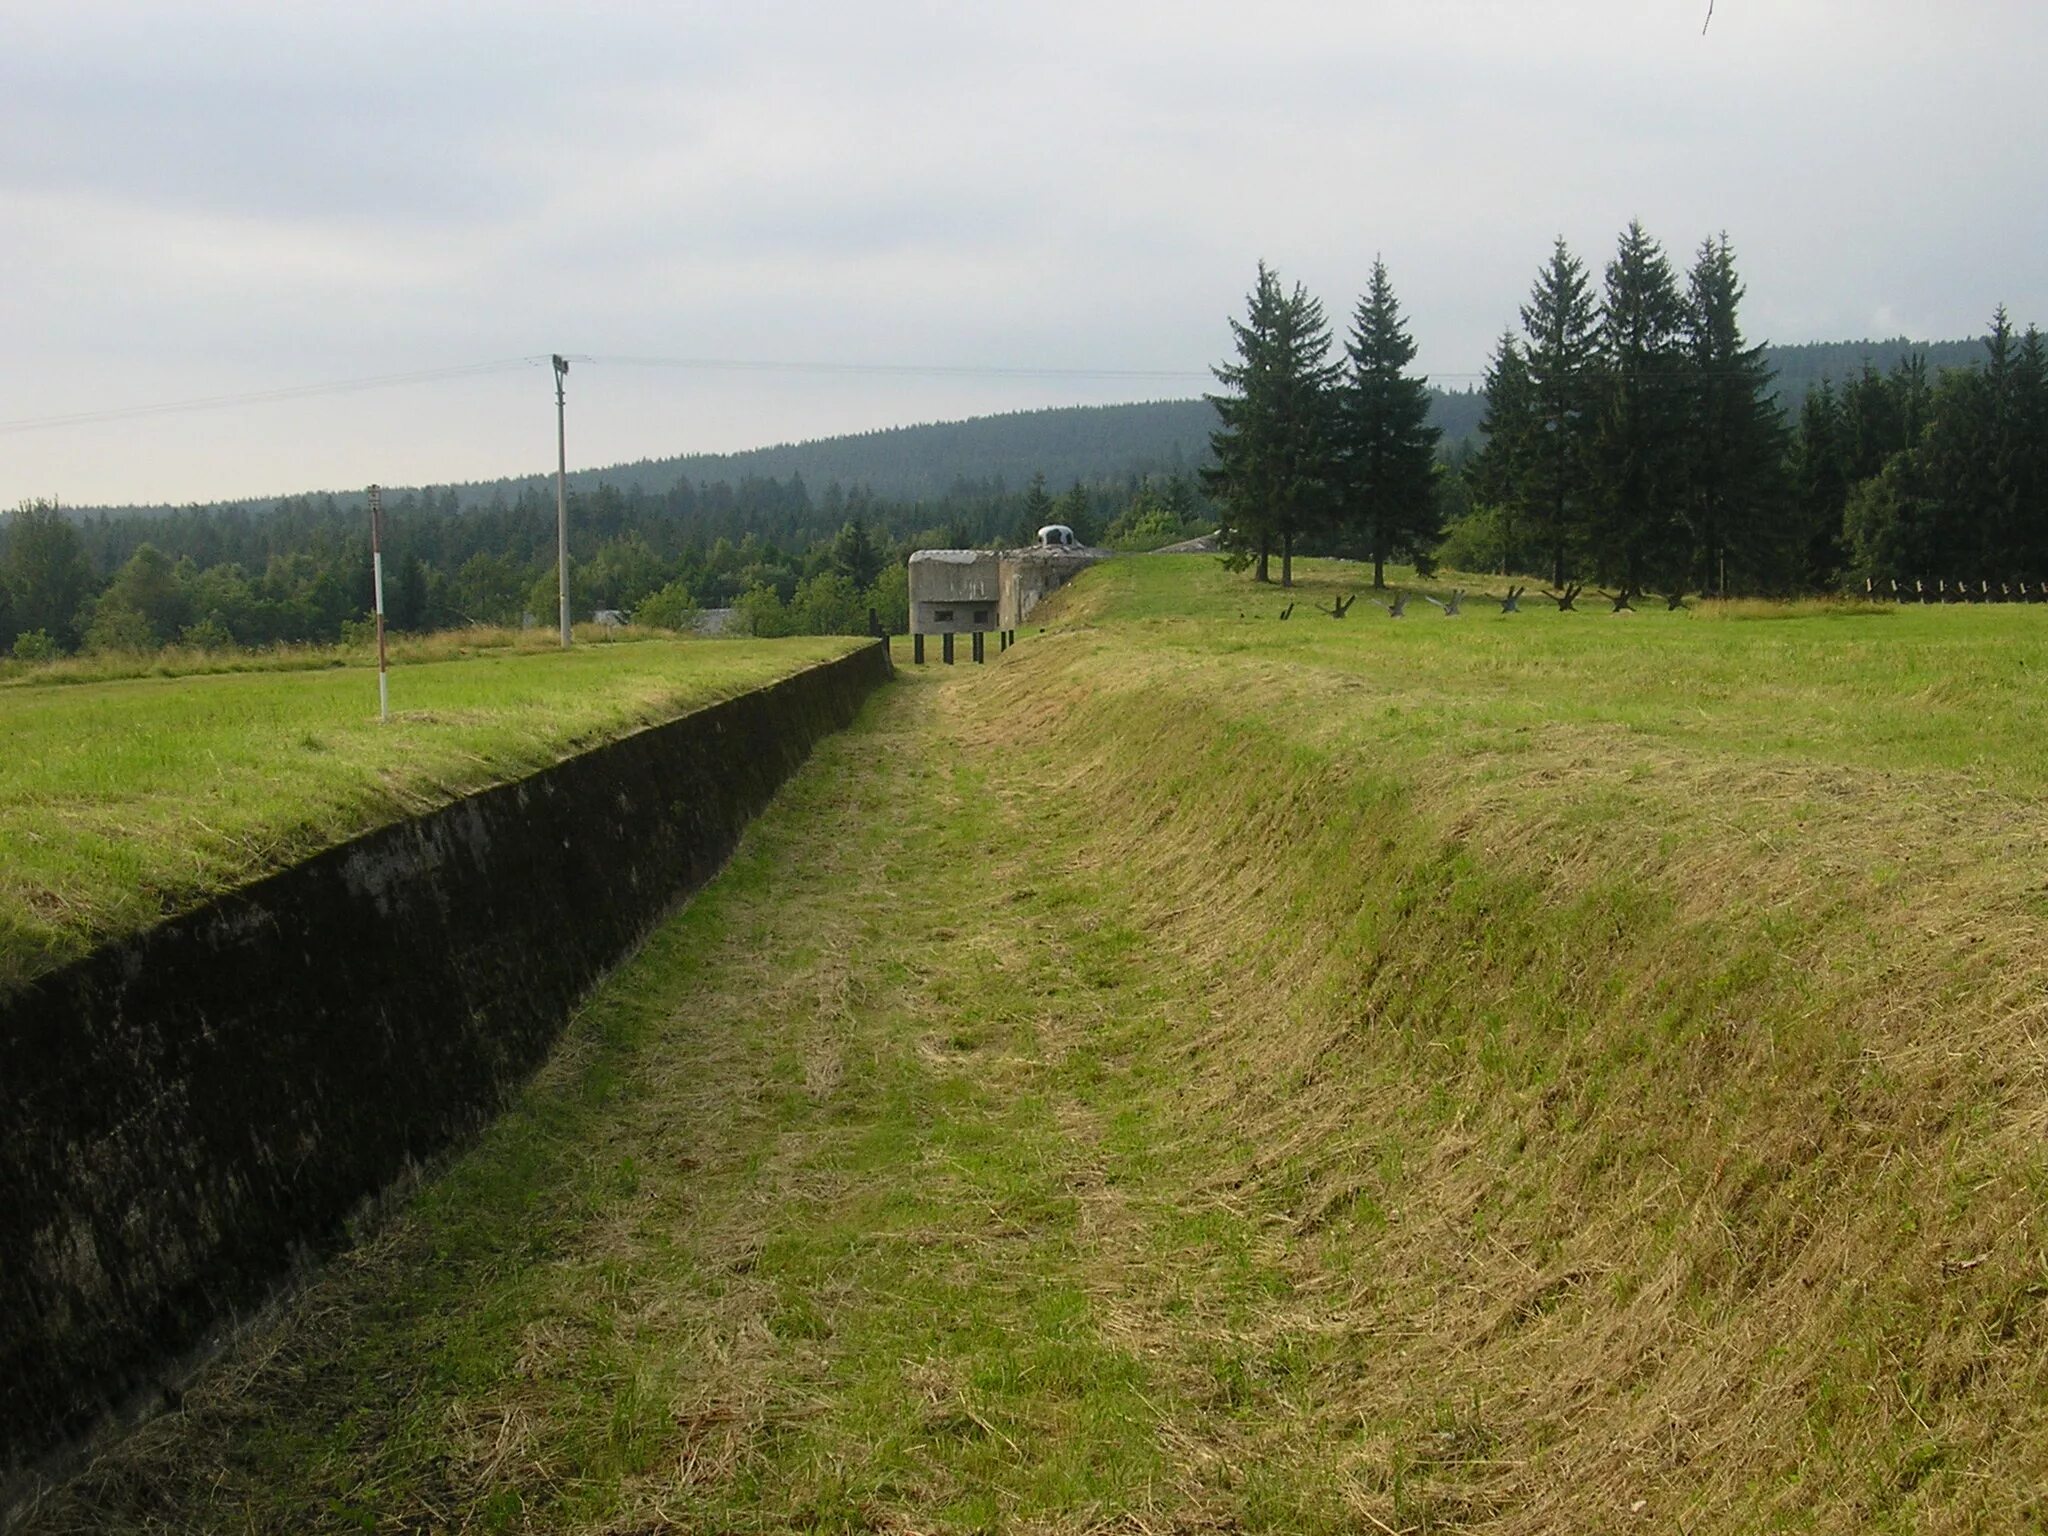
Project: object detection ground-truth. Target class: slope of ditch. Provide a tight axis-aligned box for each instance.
[21,565,2047,1534]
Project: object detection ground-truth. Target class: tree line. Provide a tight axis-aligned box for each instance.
[1207,229,2048,595]
[11,241,2043,661]
[0,468,1214,658]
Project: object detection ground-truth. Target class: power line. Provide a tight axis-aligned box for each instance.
[0,357,550,435]
[0,354,1232,439]
[584,353,1216,383]
[0,345,1870,441]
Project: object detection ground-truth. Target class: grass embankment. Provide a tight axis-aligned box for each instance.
[0,622,666,690]
[25,558,2048,1533]
[0,634,862,995]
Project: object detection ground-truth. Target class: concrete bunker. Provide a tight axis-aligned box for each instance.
[907,542,1110,664]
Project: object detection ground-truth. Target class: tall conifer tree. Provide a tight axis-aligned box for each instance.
[1518,238,1601,589]
[1682,234,1791,592]
[1794,380,1849,586]
[2013,326,2048,576]
[1591,221,1689,592]
[1476,331,1534,575]
[1205,262,1341,586]
[1982,307,2027,570]
[1336,259,1442,589]
[1022,472,1055,532]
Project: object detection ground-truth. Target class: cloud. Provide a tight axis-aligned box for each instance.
[5,0,2046,503]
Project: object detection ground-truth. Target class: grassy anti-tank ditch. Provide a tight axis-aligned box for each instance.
[0,637,888,1515]
[21,559,2048,1533]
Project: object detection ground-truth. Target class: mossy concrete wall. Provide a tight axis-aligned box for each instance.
[0,641,890,1495]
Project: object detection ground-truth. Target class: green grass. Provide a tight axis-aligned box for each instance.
[25,558,2048,1533]
[0,633,862,995]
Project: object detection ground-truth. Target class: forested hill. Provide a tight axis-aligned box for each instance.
[1767,337,1985,408]
[469,390,1490,508]
[492,399,1224,508]
[75,392,1486,520]
[68,339,1977,522]
[485,333,1976,504]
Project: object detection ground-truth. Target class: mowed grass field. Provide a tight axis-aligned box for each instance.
[24,559,2048,1533]
[0,633,863,995]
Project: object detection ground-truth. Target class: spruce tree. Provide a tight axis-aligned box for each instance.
[1518,238,1601,589]
[1055,482,1095,544]
[1912,333,2012,580]
[1023,472,1055,532]
[1839,363,1904,484]
[1681,234,1791,593]
[1476,330,1534,575]
[1590,221,1689,592]
[1794,380,1849,587]
[1982,307,2026,571]
[2013,326,2048,577]
[1205,262,1342,586]
[1336,258,1442,589]
[830,516,883,588]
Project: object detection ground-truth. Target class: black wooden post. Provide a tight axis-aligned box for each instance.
[913,633,925,665]
[942,633,954,665]
[972,631,984,663]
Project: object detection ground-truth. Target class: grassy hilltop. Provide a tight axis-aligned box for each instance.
[29,559,2048,1533]
[0,631,864,996]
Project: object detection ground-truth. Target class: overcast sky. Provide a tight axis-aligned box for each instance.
[5,1,2044,507]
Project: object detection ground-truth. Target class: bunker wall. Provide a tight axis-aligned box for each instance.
[1000,549,1109,629]
[908,550,1001,634]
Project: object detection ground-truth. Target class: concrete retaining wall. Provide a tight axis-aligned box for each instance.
[0,640,890,1495]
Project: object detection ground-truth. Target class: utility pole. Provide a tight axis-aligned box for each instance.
[368,484,389,721]
[553,353,571,648]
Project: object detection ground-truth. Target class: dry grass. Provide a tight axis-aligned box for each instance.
[20,557,2048,1532]
[964,558,2048,1531]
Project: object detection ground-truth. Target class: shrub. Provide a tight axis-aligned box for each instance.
[83,601,157,655]
[180,614,236,652]
[635,580,701,633]
[11,628,60,662]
